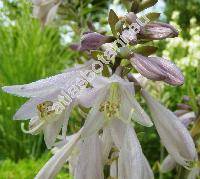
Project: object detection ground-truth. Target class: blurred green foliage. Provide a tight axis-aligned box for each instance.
[0,153,72,179]
[0,0,75,161]
[0,0,199,178]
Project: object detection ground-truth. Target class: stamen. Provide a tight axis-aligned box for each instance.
[37,101,55,120]
[99,83,121,119]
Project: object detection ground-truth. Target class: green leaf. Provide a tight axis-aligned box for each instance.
[188,85,198,114]
[90,50,103,59]
[134,46,158,56]
[138,0,158,12]
[108,9,119,37]
[145,12,161,21]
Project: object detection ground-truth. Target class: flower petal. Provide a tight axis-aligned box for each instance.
[35,130,81,179]
[2,71,77,98]
[120,86,153,127]
[74,134,104,179]
[160,155,176,173]
[142,90,197,167]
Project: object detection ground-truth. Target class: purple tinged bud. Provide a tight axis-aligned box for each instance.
[80,32,114,51]
[130,53,184,86]
[177,103,192,110]
[140,22,179,40]
[125,12,137,24]
[69,43,81,51]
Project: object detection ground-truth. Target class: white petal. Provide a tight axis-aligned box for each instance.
[187,167,200,179]
[160,155,176,173]
[43,113,65,149]
[2,71,77,98]
[74,134,104,179]
[110,119,127,149]
[45,2,60,25]
[142,90,197,167]
[142,155,154,179]
[77,88,100,108]
[120,86,153,127]
[81,88,108,138]
[14,91,60,120]
[118,125,145,179]
[35,129,81,179]
[101,127,113,163]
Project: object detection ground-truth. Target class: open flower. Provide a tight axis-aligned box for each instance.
[79,74,153,137]
[160,107,197,173]
[2,63,92,148]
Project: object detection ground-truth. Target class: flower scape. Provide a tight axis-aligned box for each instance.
[2,0,199,178]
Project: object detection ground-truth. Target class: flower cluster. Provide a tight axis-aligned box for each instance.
[2,0,198,178]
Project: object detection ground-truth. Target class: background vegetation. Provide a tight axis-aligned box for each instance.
[0,0,199,178]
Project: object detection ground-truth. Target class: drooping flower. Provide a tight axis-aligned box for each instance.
[160,106,196,173]
[142,90,197,168]
[32,0,61,25]
[130,53,184,86]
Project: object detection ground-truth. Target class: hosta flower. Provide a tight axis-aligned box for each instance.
[2,63,93,148]
[142,90,197,168]
[161,109,196,173]
[140,22,179,40]
[130,53,184,86]
[32,0,61,25]
[79,74,153,137]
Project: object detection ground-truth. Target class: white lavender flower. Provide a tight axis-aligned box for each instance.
[79,74,153,137]
[142,90,197,168]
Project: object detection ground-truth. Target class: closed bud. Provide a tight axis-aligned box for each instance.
[80,32,114,51]
[130,53,184,86]
[140,22,179,40]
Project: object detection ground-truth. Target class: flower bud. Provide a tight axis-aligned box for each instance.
[130,53,184,86]
[140,22,179,40]
[80,32,114,51]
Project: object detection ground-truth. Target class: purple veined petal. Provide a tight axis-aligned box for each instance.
[74,134,104,179]
[131,54,184,86]
[130,54,166,81]
[35,129,82,179]
[119,86,153,127]
[142,90,197,167]
[2,71,77,98]
[160,155,176,173]
[140,22,179,40]
[80,32,113,51]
